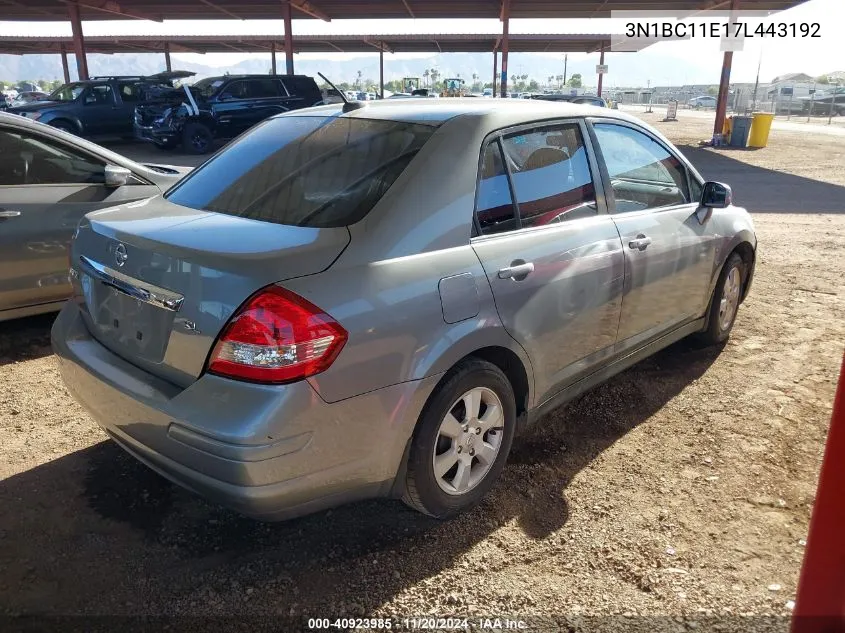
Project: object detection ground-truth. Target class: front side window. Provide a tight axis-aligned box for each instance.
[84,84,113,106]
[247,79,284,99]
[48,83,86,102]
[0,128,105,186]
[166,116,436,228]
[191,78,226,99]
[500,124,597,227]
[593,123,689,213]
[219,81,248,100]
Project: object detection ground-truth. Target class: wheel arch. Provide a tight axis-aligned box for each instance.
[47,116,83,135]
[421,343,533,436]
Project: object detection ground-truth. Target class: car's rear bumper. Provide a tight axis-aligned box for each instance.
[51,300,437,520]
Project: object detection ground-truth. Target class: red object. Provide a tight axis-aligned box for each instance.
[208,285,347,384]
[792,353,845,633]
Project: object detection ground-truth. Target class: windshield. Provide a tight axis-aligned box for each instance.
[48,83,86,102]
[166,115,437,228]
[190,78,226,98]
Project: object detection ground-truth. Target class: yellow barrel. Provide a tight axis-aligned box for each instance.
[723,116,733,141]
[748,112,775,148]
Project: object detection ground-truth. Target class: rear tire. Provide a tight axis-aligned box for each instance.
[182,122,213,155]
[697,253,745,346]
[402,359,516,519]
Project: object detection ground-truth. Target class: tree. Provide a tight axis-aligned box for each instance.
[816,75,830,84]
[355,70,363,88]
[528,79,539,91]
[423,69,430,87]
[567,73,583,88]
[547,75,554,88]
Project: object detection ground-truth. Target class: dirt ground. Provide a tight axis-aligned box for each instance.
[1,110,844,632]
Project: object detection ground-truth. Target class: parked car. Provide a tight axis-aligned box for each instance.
[53,100,756,521]
[801,89,845,116]
[0,112,191,322]
[528,93,608,107]
[8,91,49,107]
[688,95,717,109]
[134,74,322,154]
[6,72,194,138]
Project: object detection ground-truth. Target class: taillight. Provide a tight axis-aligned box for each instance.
[207,285,347,384]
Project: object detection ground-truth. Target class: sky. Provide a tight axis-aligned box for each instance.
[1,0,842,85]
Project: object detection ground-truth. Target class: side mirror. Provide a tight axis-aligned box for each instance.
[104,165,131,187]
[701,181,732,208]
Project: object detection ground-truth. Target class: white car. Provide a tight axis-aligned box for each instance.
[688,95,717,109]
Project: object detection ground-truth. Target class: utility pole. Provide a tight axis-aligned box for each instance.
[751,42,762,112]
[563,54,568,86]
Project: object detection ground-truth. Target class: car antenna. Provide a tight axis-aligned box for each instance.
[318,72,365,113]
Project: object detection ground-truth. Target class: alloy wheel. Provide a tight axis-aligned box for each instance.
[718,266,741,331]
[432,387,505,496]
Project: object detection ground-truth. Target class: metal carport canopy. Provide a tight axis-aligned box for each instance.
[0,0,810,21]
[0,33,625,55]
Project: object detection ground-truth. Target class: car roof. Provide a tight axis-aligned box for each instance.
[280,98,637,127]
[199,74,314,81]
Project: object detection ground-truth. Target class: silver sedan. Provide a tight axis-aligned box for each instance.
[52,99,756,521]
[0,112,190,321]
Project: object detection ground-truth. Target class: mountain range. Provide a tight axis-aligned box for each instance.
[2,50,717,89]
[2,51,839,90]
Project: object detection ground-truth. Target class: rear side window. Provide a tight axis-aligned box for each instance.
[118,82,142,102]
[500,124,597,227]
[165,116,436,228]
[475,141,517,235]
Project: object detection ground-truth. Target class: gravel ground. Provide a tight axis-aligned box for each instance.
[1,110,844,632]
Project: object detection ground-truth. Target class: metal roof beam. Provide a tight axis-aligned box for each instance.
[320,40,345,52]
[401,0,415,18]
[196,0,242,19]
[363,39,392,53]
[58,0,162,21]
[0,0,56,18]
[289,0,330,21]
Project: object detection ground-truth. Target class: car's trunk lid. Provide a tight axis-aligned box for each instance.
[71,197,350,388]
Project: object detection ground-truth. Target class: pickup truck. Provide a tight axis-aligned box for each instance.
[133,74,322,154]
[7,72,194,138]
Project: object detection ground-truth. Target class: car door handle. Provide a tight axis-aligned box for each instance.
[498,262,535,280]
[628,235,652,251]
[0,209,22,218]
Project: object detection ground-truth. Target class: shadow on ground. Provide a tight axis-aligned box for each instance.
[677,144,845,213]
[0,338,721,616]
[0,312,56,367]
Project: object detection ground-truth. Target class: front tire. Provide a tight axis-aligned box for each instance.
[50,120,77,135]
[698,253,745,346]
[182,122,214,155]
[403,359,516,519]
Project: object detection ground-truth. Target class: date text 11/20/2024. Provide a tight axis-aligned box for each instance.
[307,617,528,630]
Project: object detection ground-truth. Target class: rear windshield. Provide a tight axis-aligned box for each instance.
[166,115,436,228]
